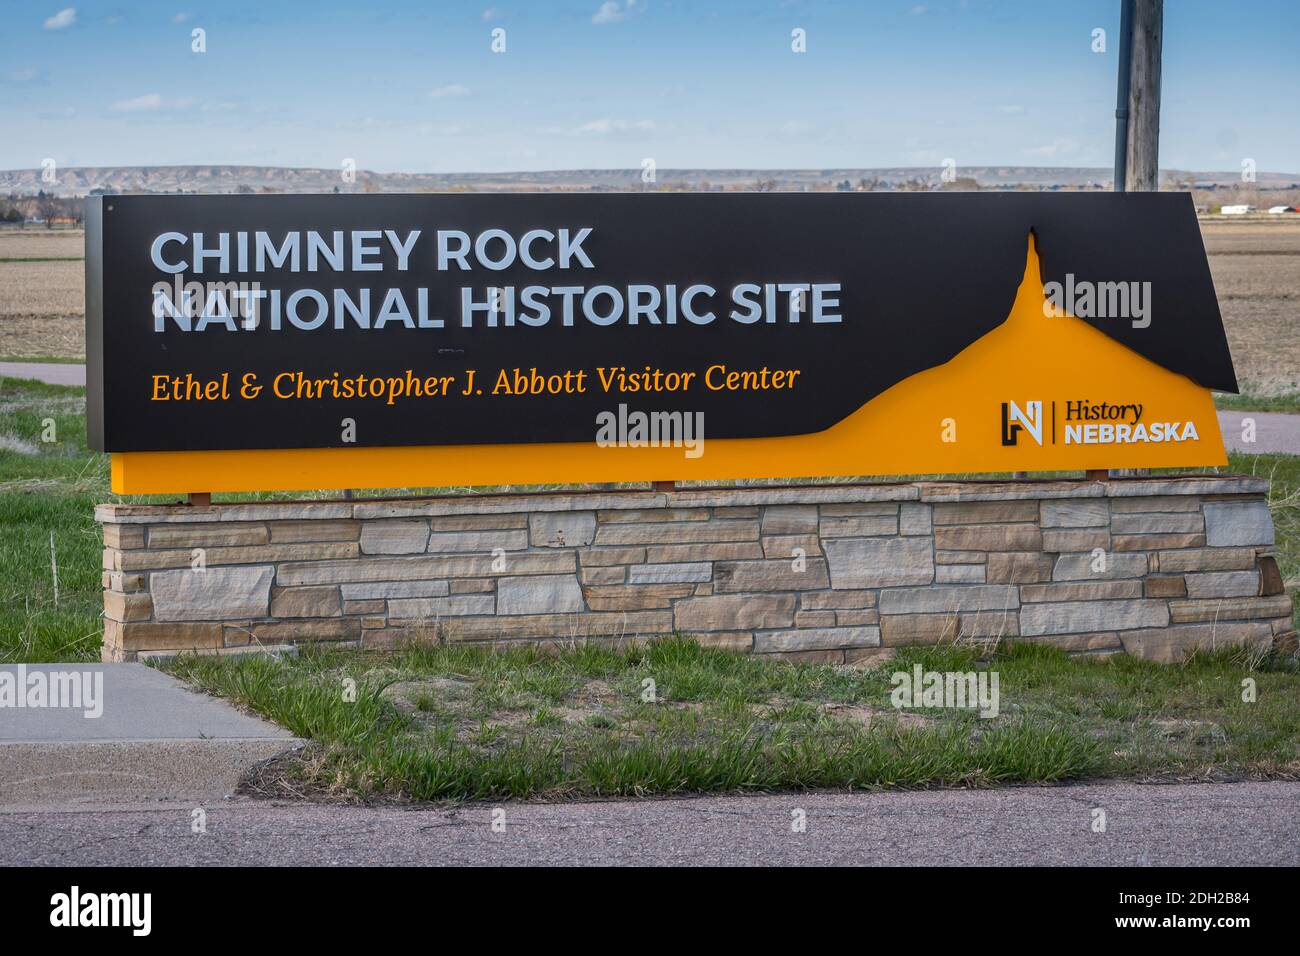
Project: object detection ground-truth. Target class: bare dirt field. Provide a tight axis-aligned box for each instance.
[0,219,1296,394]
[1201,218,1300,395]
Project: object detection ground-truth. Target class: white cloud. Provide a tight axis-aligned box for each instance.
[9,68,38,83]
[429,84,470,99]
[1025,137,1079,158]
[111,93,163,112]
[43,8,77,30]
[592,0,637,25]
[544,118,654,138]
[998,104,1025,115]
[481,7,497,20]
[172,12,193,24]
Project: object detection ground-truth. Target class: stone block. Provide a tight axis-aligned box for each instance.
[594,520,760,546]
[1119,621,1273,663]
[267,519,362,543]
[714,558,830,592]
[1041,500,1110,528]
[824,537,934,589]
[986,552,1054,584]
[934,524,1042,552]
[1111,512,1204,535]
[959,611,1019,638]
[754,627,880,653]
[794,610,837,628]
[820,514,898,537]
[106,620,223,652]
[428,514,527,532]
[340,580,450,600]
[933,500,1038,524]
[497,575,585,615]
[801,589,877,610]
[1169,595,1292,624]
[1020,580,1144,603]
[248,619,362,643]
[103,524,146,550]
[597,508,708,524]
[151,566,274,621]
[1184,570,1260,599]
[1154,548,1256,573]
[1114,533,1205,551]
[1042,529,1110,553]
[836,609,880,626]
[579,546,646,567]
[583,584,694,610]
[580,565,626,586]
[1203,500,1274,547]
[628,562,713,584]
[646,542,765,563]
[673,594,795,631]
[147,522,267,549]
[761,534,822,559]
[1143,575,1187,599]
[1020,599,1168,636]
[530,512,597,547]
[388,595,496,618]
[899,503,932,536]
[426,529,528,553]
[103,590,151,622]
[760,505,819,536]
[146,528,266,548]
[1052,552,1148,581]
[1110,496,1201,513]
[936,564,985,584]
[360,519,429,555]
[270,586,342,618]
[880,585,1019,615]
[880,613,960,646]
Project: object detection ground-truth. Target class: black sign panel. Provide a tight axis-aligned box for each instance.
[85,193,1234,453]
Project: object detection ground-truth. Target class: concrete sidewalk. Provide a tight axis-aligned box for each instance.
[0,361,85,386]
[0,663,301,808]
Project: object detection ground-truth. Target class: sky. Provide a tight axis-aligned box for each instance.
[2,0,1298,174]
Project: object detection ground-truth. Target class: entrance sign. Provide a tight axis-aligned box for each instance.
[85,193,1236,494]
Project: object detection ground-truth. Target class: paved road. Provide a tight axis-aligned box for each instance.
[0,361,85,386]
[2,362,1296,455]
[1217,409,1300,455]
[2,781,1296,866]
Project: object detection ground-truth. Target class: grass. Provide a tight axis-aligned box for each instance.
[0,355,85,364]
[1,374,1299,662]
[162,636,1300,803]
[1215,391,1300,414]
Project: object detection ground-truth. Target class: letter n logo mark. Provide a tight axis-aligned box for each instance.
[1001,400,1043,447]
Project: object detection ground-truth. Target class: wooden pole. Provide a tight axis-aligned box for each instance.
[1123,0,1163,192]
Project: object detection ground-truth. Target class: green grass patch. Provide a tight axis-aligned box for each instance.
[1215,391,1300,415]
[163,636,1300,803]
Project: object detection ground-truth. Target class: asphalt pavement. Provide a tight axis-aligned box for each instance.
[2,781,1296,866]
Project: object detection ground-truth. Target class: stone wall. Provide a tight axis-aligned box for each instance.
[97,477,1294,664]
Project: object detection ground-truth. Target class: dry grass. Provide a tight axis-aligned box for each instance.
[0,261,82,317]
[0,230,85,260]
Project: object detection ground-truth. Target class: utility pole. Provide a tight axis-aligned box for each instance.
[1113,0,1163,192]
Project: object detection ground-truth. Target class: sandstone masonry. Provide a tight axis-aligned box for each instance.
[97,477,1294,665]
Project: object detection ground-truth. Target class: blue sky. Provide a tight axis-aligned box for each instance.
[2,0,1297,173]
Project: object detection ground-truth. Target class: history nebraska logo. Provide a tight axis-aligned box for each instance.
[1001,400,1043,446]
[1001,399,1200,448]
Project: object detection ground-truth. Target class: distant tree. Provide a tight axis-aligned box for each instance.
[36,192,61,228]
